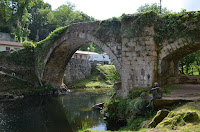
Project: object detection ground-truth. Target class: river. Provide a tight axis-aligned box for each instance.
[0,90,111,132]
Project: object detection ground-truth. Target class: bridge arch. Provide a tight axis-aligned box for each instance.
[40,22,122,87]
[158,38,200,84]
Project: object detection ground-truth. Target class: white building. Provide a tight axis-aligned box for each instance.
[72,50,111,64]
[72,50,98,60]
[0,40,23,52]
[89,53,111,64]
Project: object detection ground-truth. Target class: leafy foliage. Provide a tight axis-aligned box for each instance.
[137,3,172,15]
[36,26,68,47]
[22,40,35,48]
[0,0,95,42]
[6,48,35,67]
[178,46,200,76]
[79,42,104,54]
[105,88,154,131]
[96,65,120,84]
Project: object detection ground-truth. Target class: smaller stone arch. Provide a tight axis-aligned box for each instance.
[158,38,200,84]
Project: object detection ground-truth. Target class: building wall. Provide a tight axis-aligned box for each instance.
[72,54,88,60]
[63,58,91,86]
[0,45,23,52]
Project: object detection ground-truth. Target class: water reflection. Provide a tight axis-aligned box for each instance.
[62,92,110,131]
[0,90,110,132]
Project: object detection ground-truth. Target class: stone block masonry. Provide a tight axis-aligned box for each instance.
[63,58,91,85]
[34,12,200,98]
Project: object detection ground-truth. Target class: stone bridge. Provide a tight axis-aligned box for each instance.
[35,12,200,97]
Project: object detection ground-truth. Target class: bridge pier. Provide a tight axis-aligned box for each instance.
[120,26,157,97]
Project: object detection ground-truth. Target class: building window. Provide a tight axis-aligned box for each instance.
[6,47,10,51]
[14,48,20,50]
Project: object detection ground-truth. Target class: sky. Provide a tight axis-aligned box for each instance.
[43,0,200,20]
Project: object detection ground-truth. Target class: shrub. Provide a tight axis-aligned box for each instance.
[22,40,36,48]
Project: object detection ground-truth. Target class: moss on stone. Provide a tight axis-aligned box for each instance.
[156,112,185,129]
[94,18,121,43]
[6,48,35,67]
[153,111,200,129]
[148,109,170,128]
[183,112,200,123]
[121,11,157,38]
[34,26,68,79]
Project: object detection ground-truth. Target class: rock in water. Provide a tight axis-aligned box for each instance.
[92,102,105,110]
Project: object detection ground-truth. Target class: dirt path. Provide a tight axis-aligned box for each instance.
[163,84,200,101]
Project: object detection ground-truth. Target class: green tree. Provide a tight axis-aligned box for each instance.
[28,0,55,41]
[79,42,103,54]
[53,3,76,27]
[0,0,15,32]
[179,53,196,75]
[0,0,36,41]
[53,3,95,27]
[137,3,172,14]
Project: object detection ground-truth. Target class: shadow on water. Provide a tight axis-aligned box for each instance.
[0,96,73,132]
[0,90,110,132]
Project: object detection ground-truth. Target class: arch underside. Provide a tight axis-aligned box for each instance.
[42,34,122,87]
[159,42,200,84]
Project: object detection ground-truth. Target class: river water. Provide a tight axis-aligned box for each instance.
[0,90,110,132]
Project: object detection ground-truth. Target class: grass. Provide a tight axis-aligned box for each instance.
[78,122,90,132]
[72,65,120,89]
[72,75,113,88]
[76,88,113,95]
[96,65,120,84]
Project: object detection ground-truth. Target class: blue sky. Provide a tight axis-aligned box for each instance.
[44,0,200,20]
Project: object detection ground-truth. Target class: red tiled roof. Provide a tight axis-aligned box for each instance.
[0,40,23,47]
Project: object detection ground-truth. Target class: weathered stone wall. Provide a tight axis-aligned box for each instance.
[120,26,157,97]
[0,50,39,87]
[63,58,91,85]
[0,73,33,91]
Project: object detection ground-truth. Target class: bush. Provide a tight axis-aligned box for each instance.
[96,65,120,84]
[22,40,36,48]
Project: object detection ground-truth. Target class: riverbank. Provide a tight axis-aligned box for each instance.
[72,65,120,89]
[0,72,68,102]
[80,84,200,132]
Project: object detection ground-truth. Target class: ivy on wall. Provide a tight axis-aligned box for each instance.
[35,26,69,78]
[95,18,121,43]
[121,10,200,48]
[6,48,35,67]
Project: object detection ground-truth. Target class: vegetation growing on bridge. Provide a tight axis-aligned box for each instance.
[35,26,68,77]
[6,47,35,67]
[95,18,121,43]
[120,10,200,79]
[121,10,200,47]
